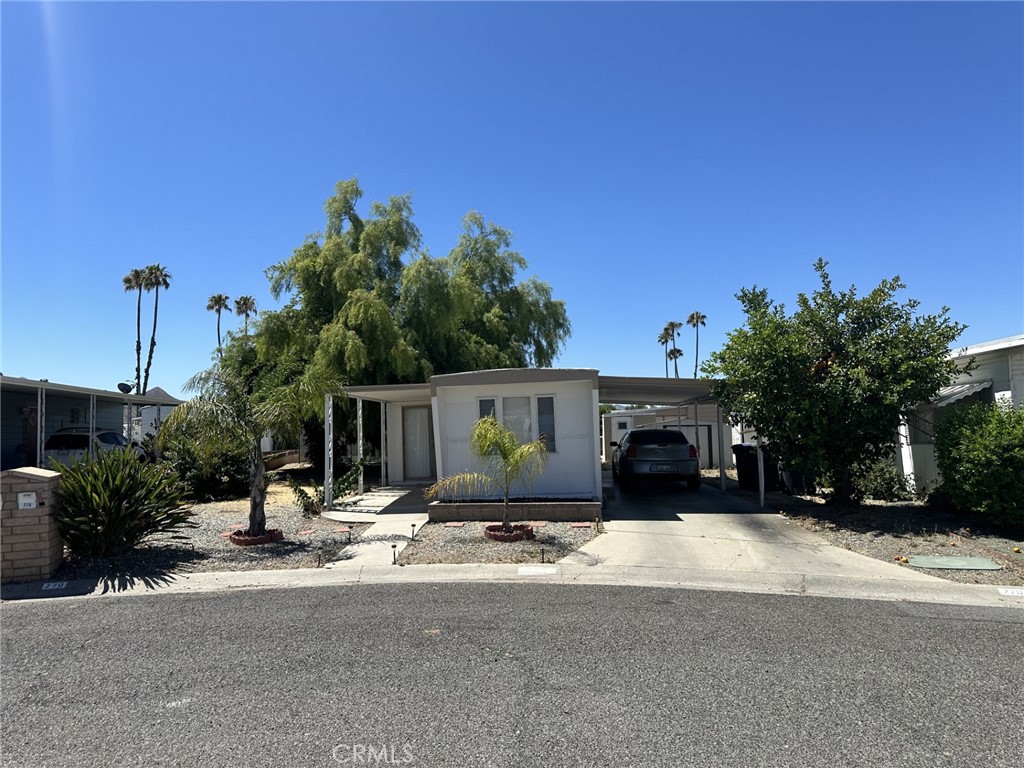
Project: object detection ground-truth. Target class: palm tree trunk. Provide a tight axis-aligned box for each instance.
[502,490,511,531]
[663,342,668,378]
[216,310,223,357]
[694,326,700,378]
[248,447,268,536]
[671,339,679,378]
[135,289,143,393]
[142,286,160,394]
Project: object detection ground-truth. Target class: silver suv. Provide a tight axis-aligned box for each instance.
[43,428,147,468]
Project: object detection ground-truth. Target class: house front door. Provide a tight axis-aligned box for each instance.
[402,406,435,481]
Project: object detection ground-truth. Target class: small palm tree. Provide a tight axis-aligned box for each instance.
[425,415,548,532]
[141,263,172,394]
[686,311,707,377]
[122,268,146,394]
[161,366,342,537]
[657,328,671,378]
[667,347,683,377]
[206,294,230,356]
[234,295,258,335]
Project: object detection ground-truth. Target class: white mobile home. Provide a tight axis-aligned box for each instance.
[339,369,723,502]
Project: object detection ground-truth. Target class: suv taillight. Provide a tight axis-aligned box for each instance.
[626,446,637,458]
[689,445,698,459]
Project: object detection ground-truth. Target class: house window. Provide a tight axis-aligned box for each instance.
[538,396,556,452]
[617,420,628,431]
[478,399,496,420]
[502,396,532,444]
[70,408,80,424]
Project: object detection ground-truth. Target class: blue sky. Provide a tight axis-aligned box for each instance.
[3,1,1022,400]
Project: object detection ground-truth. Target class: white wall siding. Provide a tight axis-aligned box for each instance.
[436,378,599,499]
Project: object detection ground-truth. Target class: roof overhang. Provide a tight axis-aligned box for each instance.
[597,376,718,406]
[342,383,431,405]
[930,379,993,408]
[0,376,181,406]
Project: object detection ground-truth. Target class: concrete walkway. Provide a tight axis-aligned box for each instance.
[561,483,939,584]
[322,486,429,567]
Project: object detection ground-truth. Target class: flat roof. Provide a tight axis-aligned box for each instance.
[343,370,717,407]
[0,376,182,406]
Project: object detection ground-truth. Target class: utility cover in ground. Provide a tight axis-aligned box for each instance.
[908,556,1001,570]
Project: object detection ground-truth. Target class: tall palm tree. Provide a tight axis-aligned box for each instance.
[667,347,683,378]
[426,415,548,532]
[122,268,146,394]
[664,320,683,377]
[141,264,171,395]
[657,328,671,378]
[161,366,343,537]
[686,311,707,378]
[234,295,257,335]
[206,294,230,356]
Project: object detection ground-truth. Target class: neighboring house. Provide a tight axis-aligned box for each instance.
[0,376,179,470]
[129,386,181,442]
[340,368,722,500]
[899,334,1024,491]
[600,404,733,469]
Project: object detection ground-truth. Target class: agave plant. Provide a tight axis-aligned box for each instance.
[425,415,548,531]
[54,449,193,558]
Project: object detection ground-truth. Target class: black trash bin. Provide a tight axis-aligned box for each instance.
[732,443,782,492]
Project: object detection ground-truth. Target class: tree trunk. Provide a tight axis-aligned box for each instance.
[135,289,143,394]
[142,286,160,395]
[694,326,700,378]
[248,448,268,536]
[501,490,512,531]
[216,310,222,356]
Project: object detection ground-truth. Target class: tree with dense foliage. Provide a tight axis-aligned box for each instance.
[122,268,147,393]
[142,264,171,394]
[258,178,571,386]
[687,311,707,377]
[207,294,231,356]
[161,363,342,537]
[934,401,1024,529]
[705,260,967,504]
[234,295,257,335]
[425,415,548,532]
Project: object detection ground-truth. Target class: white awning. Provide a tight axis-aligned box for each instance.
[930,379,992,408]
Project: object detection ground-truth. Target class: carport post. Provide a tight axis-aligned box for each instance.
[692,400,701,470]
[324,394,334,510]
[381,401,388,486]
[716,404,726,492]
[89,395,97,460]
[36,387,45,467]
[356,396,364,494]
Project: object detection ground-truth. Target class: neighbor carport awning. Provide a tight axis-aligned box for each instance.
[930,379,992,408]
[597,376,716,405]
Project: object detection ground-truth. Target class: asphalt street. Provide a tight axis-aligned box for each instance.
[2,584,1021,768]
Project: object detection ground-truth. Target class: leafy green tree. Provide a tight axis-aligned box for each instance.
[142,263,171,394]
[259,178,571,386]
[705,260,967,504]
[425,415,548,531]
[686,311,706,377]
[207,293,230,356]
[161,365,342,537]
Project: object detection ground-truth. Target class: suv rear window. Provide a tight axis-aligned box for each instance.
[97,432,129,446]
[44,434,89,450]
[629,430,688,445]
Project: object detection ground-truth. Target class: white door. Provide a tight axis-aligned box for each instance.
[402,406,435,481]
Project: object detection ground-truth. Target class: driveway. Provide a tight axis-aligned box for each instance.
[563,481,940,583]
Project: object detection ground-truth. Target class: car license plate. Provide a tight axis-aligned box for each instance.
[652,463,676,472]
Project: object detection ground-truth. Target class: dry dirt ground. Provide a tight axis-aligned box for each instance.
[703,469,1024,587]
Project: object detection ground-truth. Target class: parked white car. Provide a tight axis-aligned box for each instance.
[43,428,147,468]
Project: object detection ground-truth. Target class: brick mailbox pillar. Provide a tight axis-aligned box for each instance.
[1,467,64,584]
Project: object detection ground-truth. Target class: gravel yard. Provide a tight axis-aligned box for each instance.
[705,470,1024,587]
[54,482,371,582]
[398,521,599,565]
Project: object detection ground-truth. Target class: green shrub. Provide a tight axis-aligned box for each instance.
[934,401,1024,529]
[851,454,915,502]
[159,426,250,501]
[289,462,363,517]
[54,449,195,557]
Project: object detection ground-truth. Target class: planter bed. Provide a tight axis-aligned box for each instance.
[428,499,601,523]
